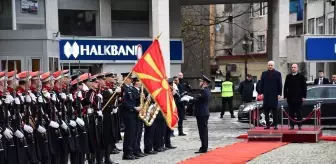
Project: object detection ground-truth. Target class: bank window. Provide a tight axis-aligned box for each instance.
[328,18,333,34]
[1,60,21,72]
[316,16,324,34]
[58,10,96,36]
[308,18,315,34]
[31,59,40,72]
[48,58,59,72]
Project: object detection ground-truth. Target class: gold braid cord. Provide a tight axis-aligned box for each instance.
[138,86,160,126]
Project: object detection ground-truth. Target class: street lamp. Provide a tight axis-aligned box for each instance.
[242,34,252,79]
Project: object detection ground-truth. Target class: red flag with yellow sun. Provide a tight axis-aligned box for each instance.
[132,39,179,129]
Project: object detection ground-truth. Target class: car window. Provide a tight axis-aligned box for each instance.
[325,87,336,98]
[307,87,324,99]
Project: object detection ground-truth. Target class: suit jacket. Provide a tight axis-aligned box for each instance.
[190,87,211,116]
[314,78,329,85]
[284,73,307,104]
[121,84,137,117]
[260,70,282,108]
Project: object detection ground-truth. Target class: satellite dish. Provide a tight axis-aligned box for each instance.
[136,44,143,60]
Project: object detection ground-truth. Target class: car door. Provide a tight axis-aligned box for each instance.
[321,86,336,125]
[302,86,325,122]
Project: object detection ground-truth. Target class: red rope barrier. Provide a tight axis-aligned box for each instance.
[282,108,315,123]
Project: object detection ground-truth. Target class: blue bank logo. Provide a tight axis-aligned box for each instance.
[63,41,138,59]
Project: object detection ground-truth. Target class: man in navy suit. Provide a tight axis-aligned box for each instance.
[314,70,330,85]
[190,75,211,153]
[260,61,282,130]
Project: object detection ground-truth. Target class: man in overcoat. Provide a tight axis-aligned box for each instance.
[260,61,282,130]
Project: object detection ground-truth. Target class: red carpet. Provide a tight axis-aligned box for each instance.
[179,141,288,164]
[237,134,248,139]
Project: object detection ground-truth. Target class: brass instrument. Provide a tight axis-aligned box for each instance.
[138,85,160,126]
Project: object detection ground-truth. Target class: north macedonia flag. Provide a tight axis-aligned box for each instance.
[132,39,179,129]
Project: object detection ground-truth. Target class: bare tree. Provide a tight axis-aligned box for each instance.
[181,3,268,77]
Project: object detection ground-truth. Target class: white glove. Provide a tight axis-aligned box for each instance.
[181,95,194,102]
[97,111,103,117]
[108,89,113,94]
[68,94,74,102]
[76,118,85,127]
[14,97,20,105]
[115,87,121,93]
[87,108,93,114]
[77,91,82,98]
[25,95,32,103]
[14,130,24,139]
[82,84,89,91]
[69,120,77,127]
[51,93,57,102]
[3,128,13,139]
[60,93,67,100]
[37,125,46,133]
[134,106,141,111]
[49,121,59,128]
[43,92,51,99]
[38,96,44,103]
[113,107,118,114]
[20,96,24,102]
[29,92,37,102]
[5,95,13,104]
[23,124,33,133]
[0,134,2,139]
[60,120,68,130]
[97,94,103,101]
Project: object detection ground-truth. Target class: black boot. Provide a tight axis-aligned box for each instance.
[96,151,103,164]
[88,153,96,164]
[104,150,115,164]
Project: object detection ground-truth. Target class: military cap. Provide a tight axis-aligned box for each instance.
[31,71,42,80]
[96,73,105,79]
[0,72,5,81]
[104,72,114,78]
[53,70,70,81]
[41,72,52,83]
[200,75,211,83]
[80,73,91,83]
[121,72,130,78]
[133,77,140,83]
[17,71,31,81]
[89,75,98,82]
[7,71,16,81]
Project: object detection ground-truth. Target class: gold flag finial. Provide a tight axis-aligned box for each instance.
[155,32,162,40]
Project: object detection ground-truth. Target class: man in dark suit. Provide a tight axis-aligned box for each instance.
[330,74,336,84]
[260,61,282,130]
[284,64,307,130]
[120,72,140,160]
[189,75,211,154]
[314,70,329,85]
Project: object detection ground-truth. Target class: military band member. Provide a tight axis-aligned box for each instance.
[190,75,211,154]
[131,77,147,158]
[120,72,140,160]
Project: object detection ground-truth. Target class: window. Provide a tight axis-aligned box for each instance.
[259,2,266,16]
[59,10,96,36]
[325,87,336,98]
[307,87,324,99]
[257,35,265,51]
[316,16,324,34]
[48,57,59,72]
[1,60,21,72]
[328,18,333,34]
[250,33,254,52]
[31,59,40,72]
[308,18,315,34]
[250,3,254,17]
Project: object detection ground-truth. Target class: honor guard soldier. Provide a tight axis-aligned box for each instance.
[6,70,16,94]
[30,71,42,94]
[190,75,211,154]
[104,72,122,154]
[16,71,39,164]
[39,71,61,164]
[95,73,119,164]
[120,72,140,160]
[70,73,88,164]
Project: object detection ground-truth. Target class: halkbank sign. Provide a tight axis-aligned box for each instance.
[59,39,183,61]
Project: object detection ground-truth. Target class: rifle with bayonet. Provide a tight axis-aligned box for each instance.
[36,70,48,142]
[75,72,86,134]
[2,58,14,147]
[49,65,62,139]
[59,67,71,137]
[24,63,35,144]
[12,62,28,148]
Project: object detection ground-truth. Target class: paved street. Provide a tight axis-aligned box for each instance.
[103,112,336,164]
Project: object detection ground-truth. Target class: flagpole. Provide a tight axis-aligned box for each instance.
[155,32,162,40]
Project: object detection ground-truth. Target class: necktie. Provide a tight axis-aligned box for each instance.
[319,78,322,84]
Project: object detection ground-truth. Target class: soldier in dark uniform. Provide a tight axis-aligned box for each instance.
[96,73,119,164]
[153,109,166,153]
[131,77,147,158]
[120,72,140,160]
[190,75,211,154]
[104,72,122,154]
[143,105,157,155]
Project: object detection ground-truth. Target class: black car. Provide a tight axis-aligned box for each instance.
[238,84,336,126]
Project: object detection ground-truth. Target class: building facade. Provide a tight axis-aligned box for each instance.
[0,0,183,77]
